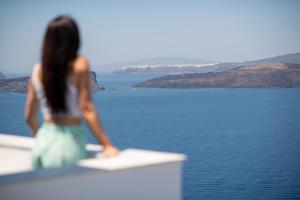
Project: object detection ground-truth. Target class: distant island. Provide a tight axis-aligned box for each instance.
[112,52,300,76]
[131,52,300,88]
[97,57,216,74]
[0,71,104,93]
[134,63,300,88]
[110,57,218,75]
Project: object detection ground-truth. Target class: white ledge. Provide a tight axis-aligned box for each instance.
[79,148,186,171]
[0,133,186,200]
[0,133,186,175]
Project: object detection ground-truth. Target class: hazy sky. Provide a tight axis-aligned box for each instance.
[1,0,300,74]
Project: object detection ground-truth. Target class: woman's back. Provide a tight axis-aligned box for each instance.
[30,56,91,168]
[32,56,91,125]
[32,62,81,120]
[25,16,119,170]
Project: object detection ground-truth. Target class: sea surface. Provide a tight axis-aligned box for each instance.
[1,74,300,200]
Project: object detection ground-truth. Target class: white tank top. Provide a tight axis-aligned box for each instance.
[31,64,81,119]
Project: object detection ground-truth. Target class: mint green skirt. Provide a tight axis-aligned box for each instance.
[32,122,88,170]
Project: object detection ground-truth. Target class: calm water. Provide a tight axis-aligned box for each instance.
[1,75,300,199]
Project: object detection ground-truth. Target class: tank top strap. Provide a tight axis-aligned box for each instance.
[31,64,39,87]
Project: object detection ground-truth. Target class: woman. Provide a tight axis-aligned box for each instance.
[24,15,119,169]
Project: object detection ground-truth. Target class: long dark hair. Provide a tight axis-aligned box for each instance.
[41,15,80,114]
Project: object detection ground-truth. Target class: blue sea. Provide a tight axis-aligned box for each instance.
[1,75,300,200]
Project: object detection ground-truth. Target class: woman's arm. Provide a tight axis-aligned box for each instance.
[24,78,40,136]
[77,57,119,157]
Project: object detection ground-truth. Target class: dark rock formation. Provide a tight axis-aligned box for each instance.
[0,71,104,93]
[133,64,300,88]
[89,71,105,91]
[0,71,5,79]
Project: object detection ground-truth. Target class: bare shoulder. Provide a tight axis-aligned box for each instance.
[73,55,90,74]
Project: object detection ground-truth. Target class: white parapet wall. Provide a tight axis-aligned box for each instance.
[0,133,186,200]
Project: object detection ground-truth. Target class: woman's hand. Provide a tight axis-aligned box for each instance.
[103,145,120,158]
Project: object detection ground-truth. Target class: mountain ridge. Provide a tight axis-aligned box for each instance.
[96,56,216,72]
[111,52,300,75]
[133,63,300,88]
